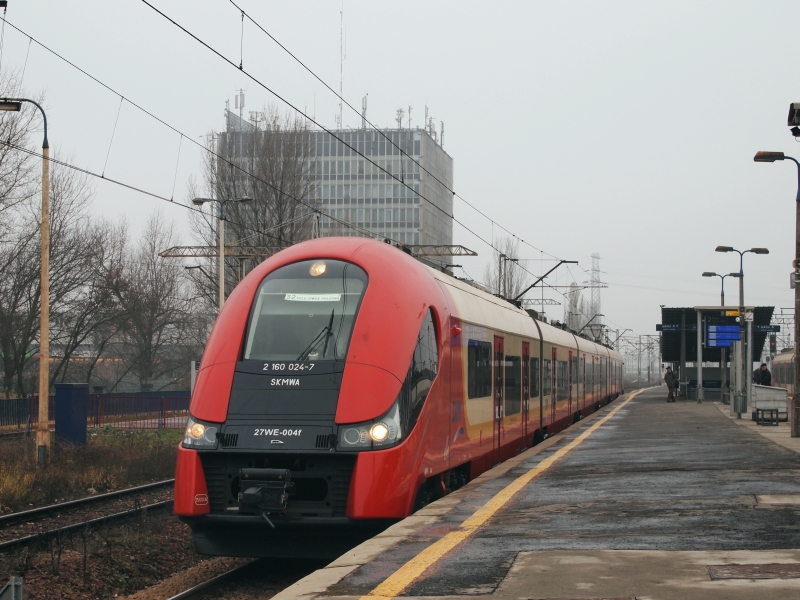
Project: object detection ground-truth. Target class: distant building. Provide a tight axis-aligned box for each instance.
[310,128,453,247]
[217,108,454,249]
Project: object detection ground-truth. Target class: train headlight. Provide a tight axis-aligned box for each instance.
[182,416,219,449]
[370,422,389,442]
[337,403,402,451]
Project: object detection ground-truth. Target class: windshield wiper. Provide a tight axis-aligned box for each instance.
[296,310,335,361]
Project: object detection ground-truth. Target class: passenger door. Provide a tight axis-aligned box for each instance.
[522,342,530,444]
[494,336,504,464]
[568,350,573,416]
[551,347,557,425]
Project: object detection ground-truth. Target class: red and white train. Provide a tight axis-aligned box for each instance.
[174,238,624,557]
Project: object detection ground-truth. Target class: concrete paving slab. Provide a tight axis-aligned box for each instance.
[287,388,800,599]
[495,549,800,599]
[714,400,800,454]
[270,565,359,600]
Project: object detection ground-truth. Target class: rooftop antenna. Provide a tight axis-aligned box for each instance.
[339,1,344,130]
[235,89,245,131]
[362,94,368,129]
[440,121,444,148]
[396,108,405,129]
[408,106,412,129]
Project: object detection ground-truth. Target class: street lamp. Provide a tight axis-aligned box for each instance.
[715,245,769,413]
[191,196,252,311]
[754,148,800,435]
[0,98,50,464]
[701,271,741,306]
[702,271,741,403]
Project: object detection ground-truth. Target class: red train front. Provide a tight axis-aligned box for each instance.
[174,238,451,557]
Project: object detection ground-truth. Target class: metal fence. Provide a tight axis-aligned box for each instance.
[0,393,190,433]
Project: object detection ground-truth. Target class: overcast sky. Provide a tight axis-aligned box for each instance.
[6,1,799,344]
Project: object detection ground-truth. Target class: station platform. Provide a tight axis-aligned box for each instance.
[275,387,800,600]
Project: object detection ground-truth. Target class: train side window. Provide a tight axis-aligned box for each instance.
[543,359,552,395]
[505,356,521,415]
[556,360,568,401]
[581,356,586,388]
[530,357,540,397]
[398,309,438,434]
[467,340,492,399]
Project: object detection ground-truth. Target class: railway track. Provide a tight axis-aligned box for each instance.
[166,561,257,600]
[0,479,175,551]
[164,558,326,600]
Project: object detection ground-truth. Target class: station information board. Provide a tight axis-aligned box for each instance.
[707,325,740,347]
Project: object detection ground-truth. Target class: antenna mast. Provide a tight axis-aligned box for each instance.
[362,94,368,129]
[590,252,603,328]
[338,3,343,129]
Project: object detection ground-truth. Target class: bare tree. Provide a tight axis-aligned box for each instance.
[0,72,39,223]
[483,236,529,301]
[564,283,585,331]
[109,212,194,391]
[188,106,317,311]
[0,154,104,397]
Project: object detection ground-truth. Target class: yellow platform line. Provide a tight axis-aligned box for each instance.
[361,388,646,599]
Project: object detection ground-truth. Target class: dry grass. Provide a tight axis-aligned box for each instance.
[0,427,182,513]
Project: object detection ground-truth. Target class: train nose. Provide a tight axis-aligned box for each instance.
[238,468,293,524]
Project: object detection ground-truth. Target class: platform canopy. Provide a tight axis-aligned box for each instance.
[659,306,774,362]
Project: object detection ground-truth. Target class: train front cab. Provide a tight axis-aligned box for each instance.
[174,241,454,558]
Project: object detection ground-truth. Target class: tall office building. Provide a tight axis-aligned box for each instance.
[217,108,453,249]
[310,128,453,247]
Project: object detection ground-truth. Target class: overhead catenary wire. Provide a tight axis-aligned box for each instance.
[0,139,389,249]
[226,0,562,261]
[136,1,604,317]
[0,14,624,336]
[170,133,183,201]
[0,16,399,246]
[101,95,123,177]
[6,141,614,333]
[0,12,553,277]
[137,0,496,251]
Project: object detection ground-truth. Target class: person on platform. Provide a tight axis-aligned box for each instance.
[664,366,677,402]
[756,363,772,386]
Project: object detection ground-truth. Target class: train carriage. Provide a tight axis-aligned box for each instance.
[174,238,623,557]
[772,348,794,396]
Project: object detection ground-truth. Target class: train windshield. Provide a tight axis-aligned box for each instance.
[243,259,368,362]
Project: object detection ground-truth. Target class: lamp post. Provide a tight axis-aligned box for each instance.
[715,245,769,412]
[0,98,50,464]
[701,271,740,307]
[702,271,741,402]
[191,197,252,311]
[754,149,800,435]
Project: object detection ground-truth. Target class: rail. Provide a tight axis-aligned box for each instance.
[0,500,172,552]
[0,479,174,528]
[166,562,258,600]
